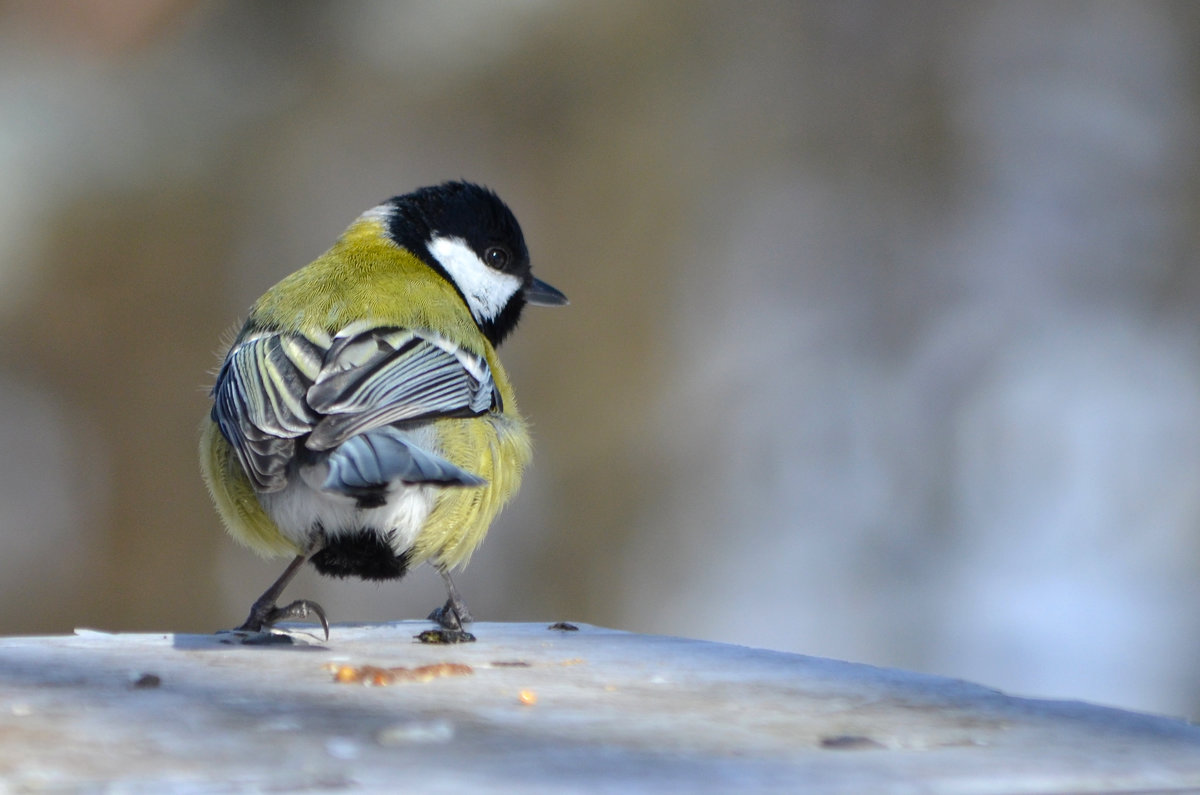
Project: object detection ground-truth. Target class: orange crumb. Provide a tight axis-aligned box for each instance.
[330,662,473,686]
[518,689,537,706]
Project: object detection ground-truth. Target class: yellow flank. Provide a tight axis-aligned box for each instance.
[199,420,302,557]
[200,210,533,570]
[412,353,532,570]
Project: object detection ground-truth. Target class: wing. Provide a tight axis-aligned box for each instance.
[211,323,497,495]
[211,330,323,492]
[323,425,485,493]
[305,325,497,451]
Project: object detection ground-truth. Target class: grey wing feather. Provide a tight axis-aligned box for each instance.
[306,328,497,452]
[323,426,486,491]
[212,333,322,492]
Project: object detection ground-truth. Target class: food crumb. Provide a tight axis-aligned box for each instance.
[131,673,162,689]
[330,662,473,686]
[518,689,537,706]
[333,665,359,683]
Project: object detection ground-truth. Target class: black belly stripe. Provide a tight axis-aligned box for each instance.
[310,528,412,581]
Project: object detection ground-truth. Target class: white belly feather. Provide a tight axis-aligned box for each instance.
[259,477,437,555]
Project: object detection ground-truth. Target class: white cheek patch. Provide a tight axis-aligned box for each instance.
[427,235,523,323]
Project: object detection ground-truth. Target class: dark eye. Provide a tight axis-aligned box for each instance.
[484,246,511,270]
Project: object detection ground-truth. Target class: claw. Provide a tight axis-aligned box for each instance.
[275,599,331,641]
[229,551,330,641]
[237,598,330,641]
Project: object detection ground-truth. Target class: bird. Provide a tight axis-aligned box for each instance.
[199,181,566,642]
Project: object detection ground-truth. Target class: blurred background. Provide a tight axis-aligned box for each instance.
[0,0,1198,718]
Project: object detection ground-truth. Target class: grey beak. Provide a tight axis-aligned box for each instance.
[525,277,568,306]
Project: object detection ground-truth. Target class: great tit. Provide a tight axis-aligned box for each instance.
[199,181,566,642]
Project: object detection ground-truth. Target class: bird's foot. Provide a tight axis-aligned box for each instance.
[236,598,330,641]
[416,628,477,644]
[421,595,475,643]
[418,568,475,643]
[427,597,473,631]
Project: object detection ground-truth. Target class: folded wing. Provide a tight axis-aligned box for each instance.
[211,324,496,495]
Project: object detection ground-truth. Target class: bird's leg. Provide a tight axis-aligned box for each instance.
[428,567,473,628]
[420,567,476,643]
[236,550,330,640]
